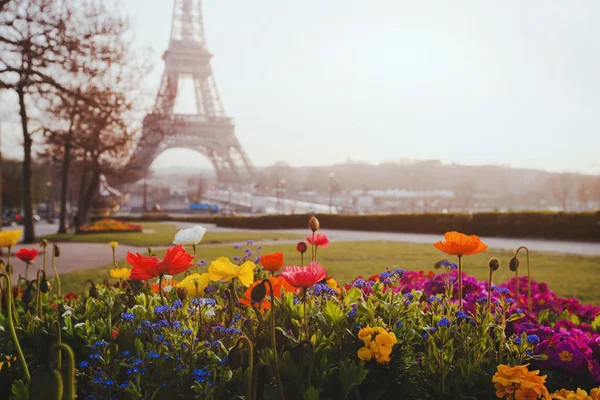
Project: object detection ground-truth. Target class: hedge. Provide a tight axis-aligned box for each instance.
[111,211,600,242]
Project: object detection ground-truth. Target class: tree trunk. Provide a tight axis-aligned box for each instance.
[18,87,35,243]
[75,159,88,228]
[58,134,73,233]
[78,167,100,226]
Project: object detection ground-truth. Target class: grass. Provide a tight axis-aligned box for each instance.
[40,222,299,247]
[58,240,600,305]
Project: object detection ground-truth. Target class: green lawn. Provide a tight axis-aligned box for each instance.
[40,222,299,247]
[58,240,600,305]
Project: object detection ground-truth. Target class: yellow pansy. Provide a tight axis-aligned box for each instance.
[358,326,374,346]
[109,268,131,279]
[357,346,372,361]
[326,277,340,294]
[177,273,210,297]
[0,355,16,370]
[108,241,119,249]
[208,257,254,287]
[0,230,21,247]
[375,332,397,357]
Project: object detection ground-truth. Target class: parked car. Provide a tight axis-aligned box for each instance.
[2,210,41,226]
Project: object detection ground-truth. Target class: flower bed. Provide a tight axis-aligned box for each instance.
[0,222,599,399]
[77,218,143,234]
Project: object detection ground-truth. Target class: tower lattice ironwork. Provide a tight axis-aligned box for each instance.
[125,0,254,183]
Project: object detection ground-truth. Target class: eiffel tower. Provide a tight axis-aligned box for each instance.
[125,0,254,183]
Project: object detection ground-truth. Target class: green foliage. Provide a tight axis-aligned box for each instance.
[10,380,28,400]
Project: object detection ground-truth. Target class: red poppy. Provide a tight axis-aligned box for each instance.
[281,262,327,289]
[63,292,78,300]
[127,245,193,280]
[306,233,330,248]
[15,248,39,264]
[260,252,285,272]
[112,327,120,340]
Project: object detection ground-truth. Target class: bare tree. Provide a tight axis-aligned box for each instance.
[0,0,130,241]
[548,173,575,211]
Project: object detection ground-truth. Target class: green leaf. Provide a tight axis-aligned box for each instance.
[323,301,345,326]
[135,337,145,355]
[339,362,368,399]
[592,314,600,331]
[10,380,28,400]
[303,386,321,400]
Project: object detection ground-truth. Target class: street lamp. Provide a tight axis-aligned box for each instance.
[328,172,335,214]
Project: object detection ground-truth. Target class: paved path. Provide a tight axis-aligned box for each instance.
[3,221,600,282]
[171,222,600,256]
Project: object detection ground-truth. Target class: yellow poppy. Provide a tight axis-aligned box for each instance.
[0,230,21,248]
[177,273,210,297]
[109,268,131,279]
[208,257,254,287]
[108,241,119,249]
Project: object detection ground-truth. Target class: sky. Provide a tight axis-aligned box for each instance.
[3,0,600,174]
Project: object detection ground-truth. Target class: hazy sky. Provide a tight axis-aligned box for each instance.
[3,1,600,173]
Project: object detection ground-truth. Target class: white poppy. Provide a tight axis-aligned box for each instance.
[173,225,207,246]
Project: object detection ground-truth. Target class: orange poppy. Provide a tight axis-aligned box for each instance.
[433,231,488,256]
[260,252,285,272]
[239,276,295,311]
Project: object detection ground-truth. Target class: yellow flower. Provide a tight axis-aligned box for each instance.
[358,326,374,346]
[208,257,254,287]
[0,230,21,247]
[357,346,372,361]
[326,277,340,293]
[0,355,16,370]
[177,273,210,297]
[109,268,131,279]
[493,364,551,400]
[375,332,397,357]
[551,387,599,400]
[108,241,119,249]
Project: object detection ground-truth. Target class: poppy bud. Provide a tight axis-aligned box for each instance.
[53,244,60,258]
[40,239,48,248]
[296,242,307,254]
[40,279,52,294]
[147,247,153,257]
[177,287,187,300]
[308,216,320,232]
[228,347,243,369]
[509,257,519,272]
[251,281,267,303]
[434,260,444,269]
[488,258,500,271]
[89,284,100,299]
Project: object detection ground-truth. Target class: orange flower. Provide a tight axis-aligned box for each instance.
[433,231,488,256]
[239,276,295,311]
[260,252,285,272]
[493,364,551,400]
[112,327,120,340]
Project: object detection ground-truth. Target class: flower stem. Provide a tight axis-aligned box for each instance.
[300,252,304,267]
[515,270,520,308]
[487,267,493,311]
[158,274,165,305]
[53,343,75,399]
[302,287,308,339]
[235,336,254,400]
[0,272,30,381]
[25,263,29,281]
[263,280,285,400]
[52,250,61,297]
[193,244,198,273]
[112,248,116,268]
[311,232,315,262]
[457,255,463,311]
